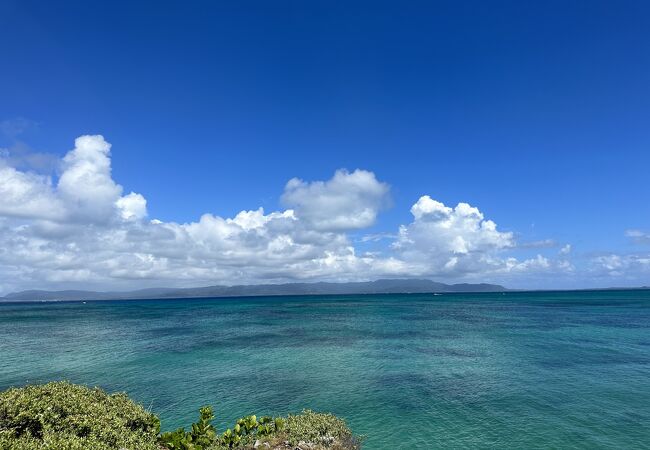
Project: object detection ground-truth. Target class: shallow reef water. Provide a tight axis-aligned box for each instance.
[1,290,649,449]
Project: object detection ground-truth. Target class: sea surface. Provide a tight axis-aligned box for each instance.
[1,290,650,449]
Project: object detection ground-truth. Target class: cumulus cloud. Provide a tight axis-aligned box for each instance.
[0,141,388,292]
[59,135,130,222]
[391,196,515,275]
[0,135,585,294]
[586,253,650,284]
[116,192,148,221]
[281,169,390,231]
[0,163,63,220]
[0,135,147,225]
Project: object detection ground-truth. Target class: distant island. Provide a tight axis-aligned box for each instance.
[0,278,507,302]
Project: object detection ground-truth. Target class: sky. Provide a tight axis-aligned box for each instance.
[0,0,649,294]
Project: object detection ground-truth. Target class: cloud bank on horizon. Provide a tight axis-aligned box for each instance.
[0,135,647,294]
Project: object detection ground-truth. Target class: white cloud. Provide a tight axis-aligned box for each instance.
[391,196,515,276]
[0,142,59,173]
[518,239,557,249]
[281,169,390,231]
[626,230,650,245]
[559,244,572,255]
[359,232,398,243]
[0,142,390,292]
[0,135,147,224]
[0,163,63,220]
[58,135,126,222]
[591,253,650,277]
[0,135,599,294]
[116,192,148,221]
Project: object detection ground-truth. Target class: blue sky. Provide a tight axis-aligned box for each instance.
[0,1,649,292]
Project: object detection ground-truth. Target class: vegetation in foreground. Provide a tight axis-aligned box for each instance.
[0,381,361,450]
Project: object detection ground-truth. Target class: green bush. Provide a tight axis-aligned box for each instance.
[0,381,160,450]
[217,413,285,449]
[284,410,359,448]
[0,382,360,450]
[159,406,217,450]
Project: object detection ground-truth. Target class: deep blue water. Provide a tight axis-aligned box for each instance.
[1,291,650,449]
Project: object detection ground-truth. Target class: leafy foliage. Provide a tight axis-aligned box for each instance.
[219,414,284,448]
[159,406,218,450]
[284,410,359,448]
[0,382,359,450]
[256,416,278,437]
[0,381,160,450]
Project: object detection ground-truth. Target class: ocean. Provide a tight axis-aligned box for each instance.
[1,290,649,449]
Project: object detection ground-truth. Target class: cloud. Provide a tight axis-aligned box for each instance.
[58,135,127,222]
[0,135,588,294]
[116,192,148,221]
[359,232,398,243]
[383,197,577,283]
[0,117,38,139]
[0,162,64,220]
[0,135,146,224]
[0,142,59,173]
[590,253,650,278]
[626,230,650,245]
[281,169,390,231]
[518,239,557,249]
[391,196,515,276]
[559,244,572,255]
[0,141,390,292]
[0,118,58,173]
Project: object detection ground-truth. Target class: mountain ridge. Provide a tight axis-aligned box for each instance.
[1,279,508,302]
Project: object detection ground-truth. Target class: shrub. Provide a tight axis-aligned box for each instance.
[284,410,360,449]
[0,381,160,450]
[218,414,284,449]
[0,382,360,450]
[159,406,217,450]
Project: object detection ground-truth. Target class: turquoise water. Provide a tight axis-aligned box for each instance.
[1,291,650,449]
